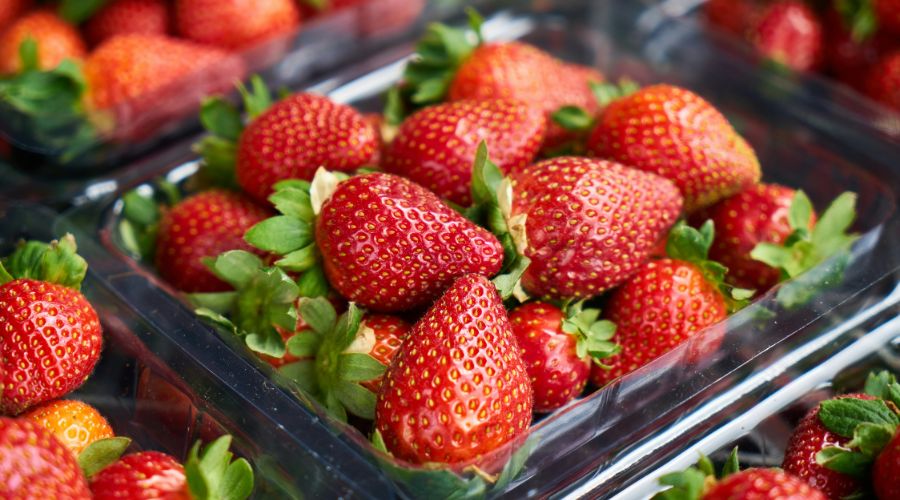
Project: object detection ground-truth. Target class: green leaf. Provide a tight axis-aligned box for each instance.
[269,188,314,222]
[185,435,254,500]
[298,296,337,335]
[58,0,108,24]
[492,255,530,301]
[296,265,331,298]
[207,250,265,289]
[200,97,243,142]
[278,360,319,395]
[333,380,377,420]
[589,78,640,107]
[19,38,39,73]
[78,437,132,478]
[864,371,900,406]
[816,447,872,478]
[788,191,814,231]
[666,220,713,264]
[197,136,238,189]
[653,468,707,500]
[695,454,715,478]
[464,7,485,44]
[551,106,594,132]
[848,422,895,456]
[245,216,312,254]
[470,141,503,207]
[371,429,389,454]
[818,398,900,438]
[721,447,740,477]
[275,244,318,272]
[384,87,405,126]
[237,75,273,120]
[1,235,87,289]
[122,190,160,227]
[836,0,878,41]
[245,329,288,358]
[286,331,322,358]
[334,303,364,350]
[811,192,858,258]
[189,292,238,314]
[339,353,387,382]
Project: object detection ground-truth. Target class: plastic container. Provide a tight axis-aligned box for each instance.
[61,0,900,497]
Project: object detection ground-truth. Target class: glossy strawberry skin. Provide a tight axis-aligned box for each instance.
[0,279,103,415]
[0,417,91,499]
[509,302,589,413]
[874,430,900,500]
[375,274,532,465]
[752,1,824,72]
[782,395,870,499]
[316,173,503,312]
[174,0,300,50]
[590,259,727,387]
[236,93,379,203]
[509,156,683,300]
[0,10,87,74]
[356,314,409,392]
[22,399,114,455]
[383,98,546,205]
[155,190,272,293]
[90,451,188,500]
[704,468,827,500]
[691,183,810,291]
[84,0,171,47]
[866,51,900,111]
[587,84,761,213]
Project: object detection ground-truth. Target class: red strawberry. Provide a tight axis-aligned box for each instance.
[155,189,272,293]
[874,0,900,35]
[782,394,871,499]
[314,172,504,311]
[590,222,731,387]
[0,0,31,33]
[505,155,682,300]
[874,430,900,500]
[705,0,763,37]
[383,98,546,205]
[691,183,814,290]
[751,1,824,72]
[236,93,379,203]
[866,50,900,110]
[587,84,761,212]
[509,301,617,412]
[174,0,301,50]
[0,10,87,74]
[355,314,408,392]
[0,417,91,498]
[84,0,170,47]
[375,274,532,465]
[704,469,827,500]
[90,451,187,499]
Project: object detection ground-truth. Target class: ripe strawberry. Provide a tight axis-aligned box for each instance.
[691,183,812,290]
[0,417,91,498]
[84,0,170,47]
[355,314,408,393]
[236,93,379,203]
[782,394,871,499]
[874,430,900,500]
[704,469,827,500]
[509,301,617,412]
[751,1,824,72]
[155,189,272,293]
[823,8,896,91]
[174,0,301,50]
[0,0,31,33]
[383,98,546,205]
[590,222,733,387]
[501,155,682,300]
[0,10,87,74]
[874,0,900,35]
[866,50,900,110]
[22,399,114,455]
[587,84,761,212]
[375,274,532,465]
[705,0,763,37]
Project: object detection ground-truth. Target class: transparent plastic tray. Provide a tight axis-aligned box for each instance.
[61,0,900,497]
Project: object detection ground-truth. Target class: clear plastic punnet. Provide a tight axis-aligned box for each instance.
[59,0,900,497]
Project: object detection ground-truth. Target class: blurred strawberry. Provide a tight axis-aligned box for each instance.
[0,10,86,74]
[751,1,824,72]
[0,0,31,33]
[865,50,900,109]
[0,417,91,498]
[874,0,900,35]
[705,0,763,37]
[175,0,301,50]
[83,0,170,47]
[355,0,425,37]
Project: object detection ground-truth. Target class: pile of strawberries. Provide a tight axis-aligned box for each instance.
[654,370,900,499]
[704,0,900,111]
[121,13,858,478]
[0,235,253,498]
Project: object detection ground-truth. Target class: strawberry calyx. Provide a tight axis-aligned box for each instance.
[468,141,530,302]
[560,300,619,368]
[78,436,132,478]
[666,220,755,312]
[750,191,859,308]
[815,371,900,477]
[118,179,181,261]
[0,234,88,289]
[653,448,741,500]
[184,434,254,500]
[193,250,300,358]
[58,0,108,24]
[836,0,878,42]
[551,78,640,134]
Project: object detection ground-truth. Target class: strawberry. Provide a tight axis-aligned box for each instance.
[473,152,682,300]
[374,274,532,465]
[704,0,763,37]
[154,189,272,293]
[0,417,91,498]
[586,84,761,212]
[0,0,31,33]
[751,1,824,72]
[866,50,900,110]
[0,236,103,415]
[236,93,379,203]
[0,10,86,74]
[174,0,301,50]
[874,0,900,35]
[874,430,900,500]
[823,7,896,91]
[21,399,114,455]
[590,221,740,388]
[90,435,253,500]
[509,301,617,412]
[83,0,170,47]
[383,98,546,205]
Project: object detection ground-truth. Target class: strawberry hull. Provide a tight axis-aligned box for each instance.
[60,1,900,498]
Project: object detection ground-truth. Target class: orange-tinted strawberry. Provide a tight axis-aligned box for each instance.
[866,50,900,110]
[375,274,532,465]
[90,451,187,499]
[236,93,379,203]
[587,84,761,212]
[84,0,170,47]
[704,469,827,500]
[155,190,272,293]
[0,0,31,33]
[0,417,91,498]
[22,399,114,455]
[175,0,301,50]
[383,99,545,205]
[0,10,86,74]
[752,1,824,72]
